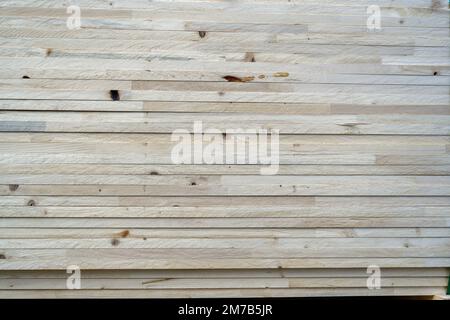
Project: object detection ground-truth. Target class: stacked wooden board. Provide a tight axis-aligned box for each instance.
[0,0,449,298]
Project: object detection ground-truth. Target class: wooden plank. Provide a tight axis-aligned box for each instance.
[0,217,448,228]
[1,164,449,175]
[1,277,448,290]
[1,195,449,207]
[1,254,450,269]
[1,205,449,218]
[1,228,449,239]
[1,268,448,279]
[1,175,449,196]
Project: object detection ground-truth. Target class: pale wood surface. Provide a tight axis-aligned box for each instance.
[0,0,449,298]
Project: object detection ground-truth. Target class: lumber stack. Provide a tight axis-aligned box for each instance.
[0,0,449,298]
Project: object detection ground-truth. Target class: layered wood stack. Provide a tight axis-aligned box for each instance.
[0,0,449,298]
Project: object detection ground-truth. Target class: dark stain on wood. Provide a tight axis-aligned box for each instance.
[111,238,120,246]
[222,75,255,82]
[117,230,130,238]
[46,48,53,56]
[431,0,441,10]
[110,90,120,101]
[9,184,19,191]
[0,254,5,259]
[150,171,159,175]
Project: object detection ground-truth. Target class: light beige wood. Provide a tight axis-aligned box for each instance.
[0,287,447,299]
[0,0,448,298]
[1,268,448,279]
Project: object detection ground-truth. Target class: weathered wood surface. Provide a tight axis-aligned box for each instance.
[0,0,449,298]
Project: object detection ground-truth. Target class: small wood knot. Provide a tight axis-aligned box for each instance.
[150,171,159,175]
[111,238,120,246]
[9,184,19,191]
[433,71,438,76]
[198,31,206,38]
[190,182,197,186]
[46,48,53,56]
[22,75,30,79]
[110,90,120,101]
[27,200,36,206]
[0,254,6,259]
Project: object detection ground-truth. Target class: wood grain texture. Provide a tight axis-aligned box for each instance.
[0,0,449,298]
